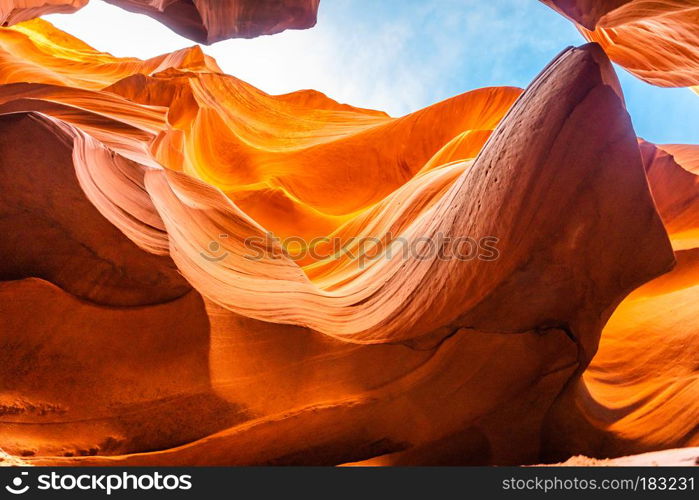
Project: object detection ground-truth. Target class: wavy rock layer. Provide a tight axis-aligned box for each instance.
[0,19,694,465]
[0,0,86,26]
[542,0,699,87]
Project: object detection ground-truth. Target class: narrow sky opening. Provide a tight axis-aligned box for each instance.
[46,0,699,144]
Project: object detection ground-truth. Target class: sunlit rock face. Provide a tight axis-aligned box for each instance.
[542,0,699,88]
[103,0,320,43]
[0,17,695,465]
[544,142,699,459]
[0,0,86,26]
[535,4,699,461]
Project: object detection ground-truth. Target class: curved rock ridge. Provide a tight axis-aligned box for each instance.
[103,0,320,44]
[0,20,521,244]
[543,144,699,462]
[0,20,693,465]
[0,0,86,26]
[542,0,699,87]
[1,23,668,346]
[640,141,699,251]
[0,19,222,89]
[0,112,189,305]
[141,44,670,349]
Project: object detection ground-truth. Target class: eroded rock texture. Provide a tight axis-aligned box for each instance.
[542,0,699,88]
[0,18,695,466]
[531,9,699,459]
[1,0,319,43]
[543,142,699,461]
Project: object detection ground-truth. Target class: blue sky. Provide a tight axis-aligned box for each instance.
[47,0,698,144]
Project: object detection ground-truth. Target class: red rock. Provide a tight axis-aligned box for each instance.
[0,0,86,26]
[0,39,678,464]
[542,0,699,87]
[640,141,699,250]
[540,0,632,29]
[0,278,223,458]
[0,112,190,305]
[104,0,320,44]
[0,19,691,466]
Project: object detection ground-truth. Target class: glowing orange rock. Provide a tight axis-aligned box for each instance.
[0,20,521,245]
[0,20,680,464]
[0,0,86,26]
[640,141,699,251]
[104,0,320,43]
[542,0,699,87]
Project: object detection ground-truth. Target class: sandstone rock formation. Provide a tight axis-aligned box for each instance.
[1,16,691,465]
[0,0,86,26]
[542,0,699,88]
[532,11,699,460]
[543,141,699,461]
[540,0,631,29]
[104,0,320,44]
[1,0,319,43]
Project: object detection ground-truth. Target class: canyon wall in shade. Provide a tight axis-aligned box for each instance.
[543,141,699,461]
[1,0,319,43]
[0,0,86,26]
[103,0,320,43]
[542,0,699,90]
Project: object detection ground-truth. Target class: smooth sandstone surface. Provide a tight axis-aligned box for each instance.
[1,1,319,43]
[542,142,699,461]
[542,0,699,87]
[0,0,86,26]
[0,14,695,465]
[104,0,320,44]
[548,447,699,467]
